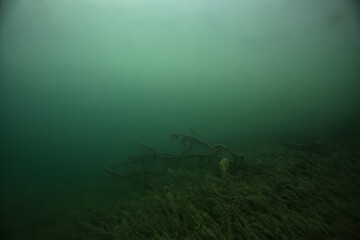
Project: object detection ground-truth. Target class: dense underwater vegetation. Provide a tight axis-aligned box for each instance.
[3,134,360,239]
[1,0,360,239]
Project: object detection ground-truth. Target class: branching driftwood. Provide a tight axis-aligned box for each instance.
[133,142,157,156]
[105,132,244,185]
[104,168,151,188]
[170,133,210,154]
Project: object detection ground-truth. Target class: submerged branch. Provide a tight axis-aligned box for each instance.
[104,168,151,188]
[170,133,210,149]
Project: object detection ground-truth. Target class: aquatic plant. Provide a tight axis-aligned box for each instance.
[220,157,230,187]
[10,139,360,239]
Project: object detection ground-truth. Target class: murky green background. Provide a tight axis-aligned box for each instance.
[1,0,359,238]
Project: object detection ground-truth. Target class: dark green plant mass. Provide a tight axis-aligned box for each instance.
[8,136,360,240]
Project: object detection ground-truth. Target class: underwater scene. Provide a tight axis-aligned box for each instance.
[1,0,360,239]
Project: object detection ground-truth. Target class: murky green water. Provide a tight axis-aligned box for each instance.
[1,0,360,239]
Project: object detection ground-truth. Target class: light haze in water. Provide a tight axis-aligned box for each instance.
[1,0,359,194]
